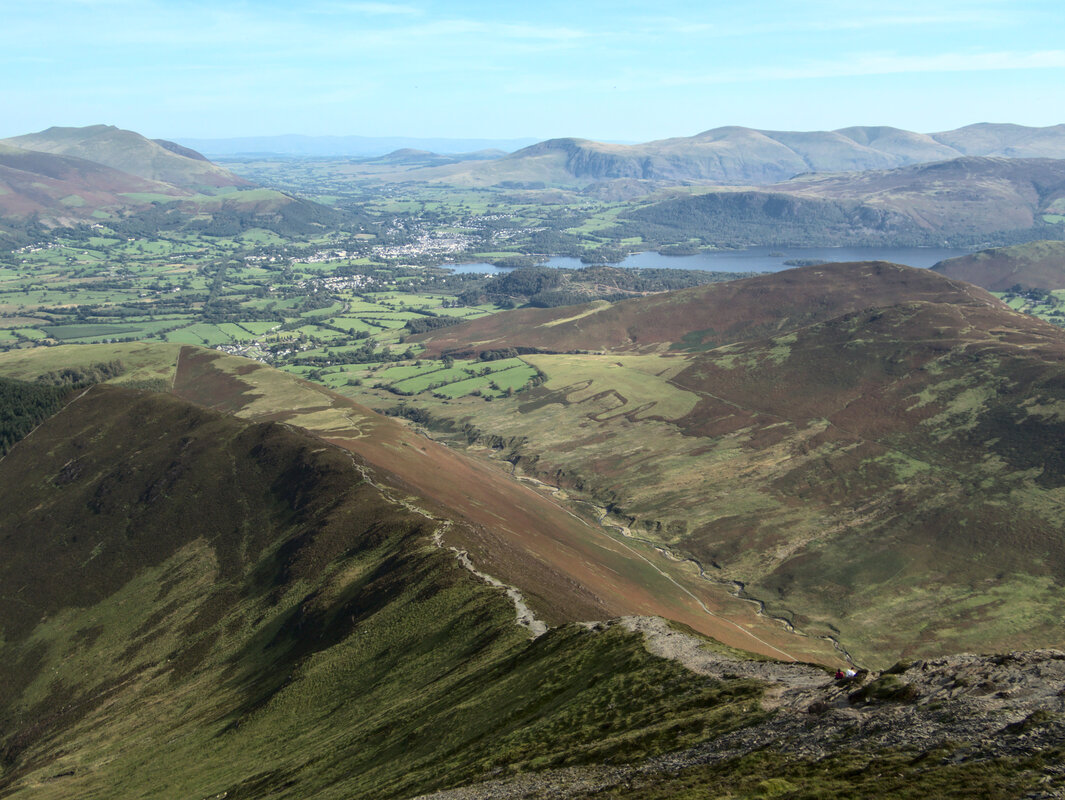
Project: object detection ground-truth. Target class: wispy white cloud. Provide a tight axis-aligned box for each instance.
[396,19,592,42]
[504,49,1065,94]
[6,0,1063,139]
[644,9,1015,38]
[4,3,592,56]
[686,49,1065,84]
[316,2,421,15]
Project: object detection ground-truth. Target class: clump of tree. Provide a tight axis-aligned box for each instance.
[404,315,461,335]
[0,377,73,456]
[33,360,125,386]
[381,404,442,428]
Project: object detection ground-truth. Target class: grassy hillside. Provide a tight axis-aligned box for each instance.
[1,381,1059,799]
[0,383,771,798]
[933,239,1065,290]
[3,124,250,190]
[402,263,1065,665]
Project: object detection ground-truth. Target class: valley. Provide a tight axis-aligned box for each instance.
[2,121,1065,798]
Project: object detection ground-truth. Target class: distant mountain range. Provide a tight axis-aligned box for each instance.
[4,122,1065,249]
[621,157,1065,247]
[392,123,1065,187]
[176,133,541,158]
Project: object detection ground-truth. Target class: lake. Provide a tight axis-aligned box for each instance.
[449,246,972,275]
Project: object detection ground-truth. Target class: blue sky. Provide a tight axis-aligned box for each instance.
[3,0,1063,141]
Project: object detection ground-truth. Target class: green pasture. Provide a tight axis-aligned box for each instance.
[358,316,409,329]
[484,364,538,391]
[164,323,237,346]
[299,302,346,319]
[377,357,537,398]
[432,366,538,398]
[373,362,448,382]
[234,321,279,335]
[118,192,182,203]
[42,323,144,340]
[325,317,375,332]
[237,228,287,245]
[389,364,478,393]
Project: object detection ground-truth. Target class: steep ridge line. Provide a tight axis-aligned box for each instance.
[151,344,839,661]
[336,446,549,638]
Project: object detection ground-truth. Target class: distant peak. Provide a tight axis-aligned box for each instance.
[153,139,210,161]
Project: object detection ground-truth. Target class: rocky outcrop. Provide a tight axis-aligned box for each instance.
[417,618,1065,799]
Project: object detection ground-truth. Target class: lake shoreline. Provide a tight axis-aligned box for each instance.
[449,244,975,275]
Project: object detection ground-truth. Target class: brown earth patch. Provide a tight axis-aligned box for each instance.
[172,346,261,412]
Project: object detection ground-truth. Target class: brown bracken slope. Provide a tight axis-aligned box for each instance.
[415,261,1005,356]
[414,262,1065,664]
[163,344,839,664]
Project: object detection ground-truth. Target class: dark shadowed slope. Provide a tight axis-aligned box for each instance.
[0,384,770,798]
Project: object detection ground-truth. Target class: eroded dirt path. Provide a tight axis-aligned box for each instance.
[348,455,548,638]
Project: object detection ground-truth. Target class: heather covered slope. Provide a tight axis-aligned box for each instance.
[0,125,336,232]
[0,142,187,220]
[409,263,1065,664]
[0,384,770,798]
[932,240,1065,290]
[415,261,1003,356]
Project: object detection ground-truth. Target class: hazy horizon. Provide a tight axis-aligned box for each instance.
[3,1,1064,142]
